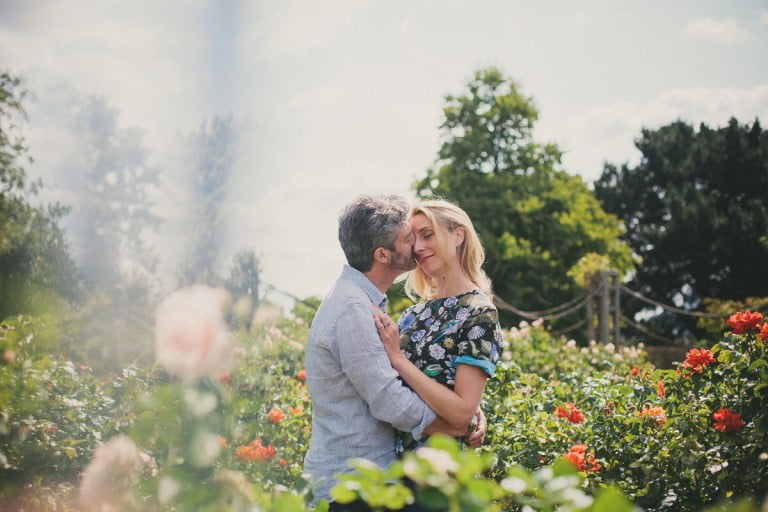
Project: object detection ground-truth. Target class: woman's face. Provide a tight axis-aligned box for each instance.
[410,212,459,277]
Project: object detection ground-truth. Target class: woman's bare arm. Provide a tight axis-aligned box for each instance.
[374,310,488,430]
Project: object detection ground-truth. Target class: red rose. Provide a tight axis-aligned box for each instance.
[727,311,763,334]
[564,444,600,472]
[297,369,307,382]
[556,403,585,424]
[682,348,716,374]
[758,323,768,342]
[713,408,745,433]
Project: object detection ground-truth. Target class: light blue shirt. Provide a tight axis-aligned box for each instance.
[303,265,437,504]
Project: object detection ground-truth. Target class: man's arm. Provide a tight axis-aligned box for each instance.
[336,303,436,439]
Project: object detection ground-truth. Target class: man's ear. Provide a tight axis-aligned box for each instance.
[373,247,390,264]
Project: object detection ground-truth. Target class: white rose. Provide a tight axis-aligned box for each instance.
[415,447,458,475]
[155,286,234,381]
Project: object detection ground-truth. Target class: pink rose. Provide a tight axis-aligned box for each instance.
[155,286,234,380]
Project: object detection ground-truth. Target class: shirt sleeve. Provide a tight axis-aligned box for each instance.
[455,307,503,378]
[335,302,436,439]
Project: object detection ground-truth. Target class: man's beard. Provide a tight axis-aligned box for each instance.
[389,250,417,273]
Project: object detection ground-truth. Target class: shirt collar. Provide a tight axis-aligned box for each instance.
[341,265,388,311]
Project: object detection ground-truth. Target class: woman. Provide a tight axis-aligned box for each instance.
[374,199,503,450]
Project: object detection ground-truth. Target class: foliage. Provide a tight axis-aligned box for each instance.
[594,118,768,338]
[227,249,261,329]
[0,72,80,318]
[0,315,150,503]
[414,67,634,328]
[3,299,768,511]
[292,296,322,326]
[483,317,768,511]
[698,297,768,345]
[178,116,239,287]
[56,89,161,287]
[334,435,637,512]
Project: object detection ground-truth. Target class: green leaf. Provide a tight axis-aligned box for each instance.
[272,493,306,512]
[591,486,634,512]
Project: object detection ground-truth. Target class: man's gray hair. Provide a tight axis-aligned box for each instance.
[338,195,409,272]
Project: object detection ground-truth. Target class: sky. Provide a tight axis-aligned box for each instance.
[1,0,767,305]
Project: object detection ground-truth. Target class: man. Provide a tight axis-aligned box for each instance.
[303,195,484,511]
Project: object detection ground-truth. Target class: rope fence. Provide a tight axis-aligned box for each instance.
[260,271,728,345]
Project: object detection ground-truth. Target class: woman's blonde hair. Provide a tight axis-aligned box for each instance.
[404,199,493,300]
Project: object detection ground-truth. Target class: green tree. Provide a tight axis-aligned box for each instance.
[594,118,768,338]
[66,92,160,288]
[226,248,260,329]
[178,116,238,286]
[415,68,634,327]
[0,72,80,317]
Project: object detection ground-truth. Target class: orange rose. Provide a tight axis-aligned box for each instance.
[268,408,285,424]
[657,379,665,399]
[758,323,768,342]
[638,406,667,424]
[235,438,277,462]
[297,369,307,382]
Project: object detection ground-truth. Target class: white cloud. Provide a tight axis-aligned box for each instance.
[241,0,378,58]
[539,84,768,181]
[0,1,208,143]
[761,10,768,26]
[685,17,752,44]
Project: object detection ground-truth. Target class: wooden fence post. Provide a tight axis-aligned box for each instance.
[599,271,610,343]
[586,274,595,342]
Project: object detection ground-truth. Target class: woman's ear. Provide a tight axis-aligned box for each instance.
[454,227,466,248]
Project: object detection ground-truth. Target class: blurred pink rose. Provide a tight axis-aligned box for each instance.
[155,286,234,380]
[79,435,143,511]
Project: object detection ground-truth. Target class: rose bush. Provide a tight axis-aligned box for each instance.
[2,297,767,511]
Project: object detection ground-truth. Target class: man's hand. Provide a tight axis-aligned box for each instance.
[465,408,486,448]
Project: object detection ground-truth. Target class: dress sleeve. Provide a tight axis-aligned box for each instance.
[455,307,503,378]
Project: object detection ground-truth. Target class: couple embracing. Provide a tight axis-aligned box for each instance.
[303,195,504,511]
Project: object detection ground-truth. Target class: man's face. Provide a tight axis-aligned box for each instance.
[388,223,417,272]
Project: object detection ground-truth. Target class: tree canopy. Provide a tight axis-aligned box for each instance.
[415,68,634,326]
[0,72,80,317]
[594,118,768,334]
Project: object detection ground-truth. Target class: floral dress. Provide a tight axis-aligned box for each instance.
[395,289,504,452]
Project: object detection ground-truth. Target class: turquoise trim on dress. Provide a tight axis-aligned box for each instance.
[454,355,496,377]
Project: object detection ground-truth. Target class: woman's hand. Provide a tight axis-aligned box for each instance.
[373,309,404,364]
[464,409,487,448]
